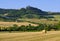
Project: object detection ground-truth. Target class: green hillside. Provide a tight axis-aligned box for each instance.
[0,6,60,21]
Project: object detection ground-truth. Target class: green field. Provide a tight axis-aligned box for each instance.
[19,18,59,24]
[0,31,60,41]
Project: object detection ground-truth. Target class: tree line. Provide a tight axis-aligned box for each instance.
[0,22,60,32]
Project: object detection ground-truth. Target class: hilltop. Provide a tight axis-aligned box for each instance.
[0,6,60,21]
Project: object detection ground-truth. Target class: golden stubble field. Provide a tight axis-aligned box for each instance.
[0,31,60,41]
[0,22,38,27]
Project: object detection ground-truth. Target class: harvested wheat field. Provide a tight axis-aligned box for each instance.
[0,22,38,27]
[0,31,60,41]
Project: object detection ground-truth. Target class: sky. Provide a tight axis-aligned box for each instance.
[0,0,60,12]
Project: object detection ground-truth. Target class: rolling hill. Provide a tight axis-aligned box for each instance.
[0,6,60,22]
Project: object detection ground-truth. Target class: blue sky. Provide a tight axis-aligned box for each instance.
[0,0,60,12]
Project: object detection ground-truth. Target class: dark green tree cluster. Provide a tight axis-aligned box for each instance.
[0,24,44,32]
[0,23,60,32]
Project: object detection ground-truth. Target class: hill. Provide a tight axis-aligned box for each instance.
[0,6,60,21]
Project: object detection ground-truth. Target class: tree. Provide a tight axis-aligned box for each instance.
[12,24,18,31]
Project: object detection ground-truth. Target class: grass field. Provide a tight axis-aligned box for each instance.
[0,17,60,27]
[20,19,59,24]
[0,22,38,27]
[0,31,60,41]
[0,19,59,27]
[0,19,60,41]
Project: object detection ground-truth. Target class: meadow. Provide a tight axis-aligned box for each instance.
[19,18,59,24]
[0,21,38,27]
[0,18,59,27]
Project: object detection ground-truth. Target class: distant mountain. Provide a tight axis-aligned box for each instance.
[0,6,60,21]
